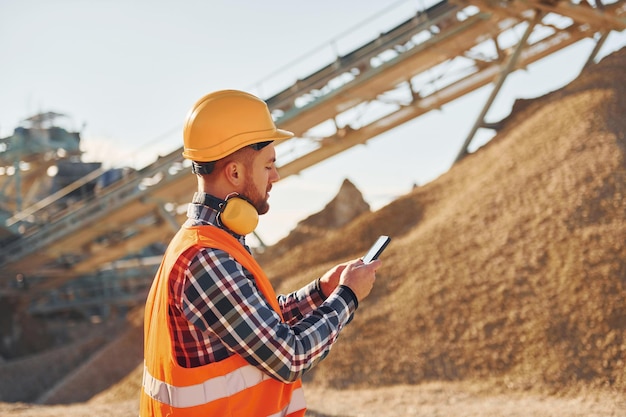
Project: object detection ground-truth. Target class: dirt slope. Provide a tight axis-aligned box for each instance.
[37,323,143,404]
[261,47,626,393]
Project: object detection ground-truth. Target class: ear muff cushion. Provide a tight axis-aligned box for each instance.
[220,197,259,235]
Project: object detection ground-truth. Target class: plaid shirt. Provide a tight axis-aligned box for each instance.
[168,195,358,383]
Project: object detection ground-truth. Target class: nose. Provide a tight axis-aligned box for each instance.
[270,166,280,183]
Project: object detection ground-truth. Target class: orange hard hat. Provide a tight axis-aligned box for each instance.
[182,90,293,162]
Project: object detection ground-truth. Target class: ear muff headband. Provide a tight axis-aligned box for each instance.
[192,193,259,235]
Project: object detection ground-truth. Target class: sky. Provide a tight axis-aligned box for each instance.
[1,0,625,246]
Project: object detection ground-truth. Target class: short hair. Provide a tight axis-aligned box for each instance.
[191,141,270,176]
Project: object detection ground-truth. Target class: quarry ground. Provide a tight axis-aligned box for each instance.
[1,382,625,417]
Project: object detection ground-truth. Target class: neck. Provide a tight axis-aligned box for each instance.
[197,176,238,201]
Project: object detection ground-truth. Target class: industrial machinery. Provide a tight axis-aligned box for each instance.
[1,0,624,319]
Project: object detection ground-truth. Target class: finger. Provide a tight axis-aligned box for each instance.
[365,259,382,270]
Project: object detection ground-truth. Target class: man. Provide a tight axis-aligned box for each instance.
[141,90,381,417]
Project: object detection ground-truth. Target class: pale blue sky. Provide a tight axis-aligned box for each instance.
[1,0,625,245]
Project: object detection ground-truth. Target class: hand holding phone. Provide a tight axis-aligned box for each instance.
[362,235,391,264]
[338,236,389,301]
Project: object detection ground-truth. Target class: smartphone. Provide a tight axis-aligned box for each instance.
[362,235,391,264]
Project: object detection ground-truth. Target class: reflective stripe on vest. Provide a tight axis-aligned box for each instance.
[143,363,306,415]
[143,362,273,407]
[269,388,306,417]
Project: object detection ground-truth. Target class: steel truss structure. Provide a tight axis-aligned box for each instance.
[0,0,624,312]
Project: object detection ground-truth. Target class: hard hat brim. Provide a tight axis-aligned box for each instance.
[183,128,294,162]
[273,128,295,142]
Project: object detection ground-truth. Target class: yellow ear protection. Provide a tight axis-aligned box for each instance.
[193,192,259,236]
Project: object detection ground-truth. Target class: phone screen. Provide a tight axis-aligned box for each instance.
[362,235,391,264]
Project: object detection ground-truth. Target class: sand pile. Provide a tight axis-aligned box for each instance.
[0,47,624,416]
[261,47,626,393]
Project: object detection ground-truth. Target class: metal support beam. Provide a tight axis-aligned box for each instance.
[13,159,22,212]
[454,10,543,163]
[6,166,105,227]
[152,198,181,232]
[583,30,611,70]
[252,231,267,249]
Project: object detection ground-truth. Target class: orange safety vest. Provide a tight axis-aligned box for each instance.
[140,225,306,417]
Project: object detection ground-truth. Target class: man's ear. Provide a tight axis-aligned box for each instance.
[223,161,243,187]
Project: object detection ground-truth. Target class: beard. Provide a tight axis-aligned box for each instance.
[241,173,270,215]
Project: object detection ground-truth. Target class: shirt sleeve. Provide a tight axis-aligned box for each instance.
[277,279,327,325]
[181,248,358,383]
